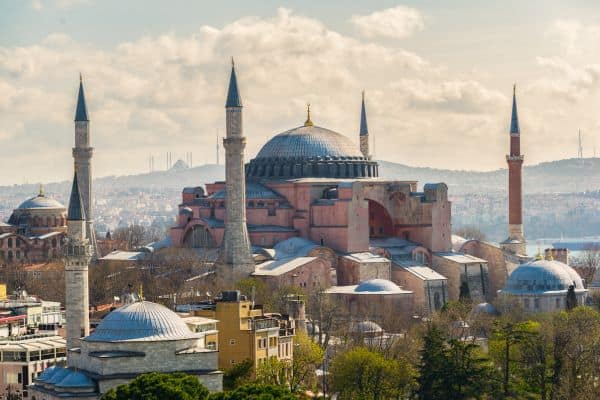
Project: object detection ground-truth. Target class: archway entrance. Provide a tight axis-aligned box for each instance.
[367,200,394,238]
[183,225,216,248]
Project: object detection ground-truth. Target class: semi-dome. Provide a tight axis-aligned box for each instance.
[85,301,199,342]
[355,279,404,294]
[504,259,585,294]
[246,125,378,180]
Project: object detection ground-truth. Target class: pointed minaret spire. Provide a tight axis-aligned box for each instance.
[220,60,254,278]
[501,84,526,256]
[359,91,370,158]
[225,58,242,108]
[360,91,369,137]
[510,83,519,136]
[75,74,89,122]
[67,172,85,221]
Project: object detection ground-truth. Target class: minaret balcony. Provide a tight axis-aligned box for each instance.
[506,155,524,161]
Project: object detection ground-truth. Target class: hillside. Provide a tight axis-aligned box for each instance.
[1,158,599,198]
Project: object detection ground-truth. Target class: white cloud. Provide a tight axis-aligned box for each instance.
[30,0,90,11]
[350,6,425,39]
[0,7,512,184]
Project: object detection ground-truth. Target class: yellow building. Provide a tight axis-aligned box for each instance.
[195,291,295,370]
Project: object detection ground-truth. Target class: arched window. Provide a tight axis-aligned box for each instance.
[52,238,57,248]
[8,238,13,248]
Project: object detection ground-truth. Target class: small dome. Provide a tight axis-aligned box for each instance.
[504,259,585,294]
[46,367,70,385]
[86,301,199,342]
[56,370,95,388]
[36,365,60,382]
[355,279,403,293]
[350,320,383,334]
[17,194,65,210]
[179,207,193,216]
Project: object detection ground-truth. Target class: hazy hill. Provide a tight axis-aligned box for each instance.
[1,157,599,198]
[378,157,600,194]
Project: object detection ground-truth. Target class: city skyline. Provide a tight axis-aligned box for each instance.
[2,1,600,184]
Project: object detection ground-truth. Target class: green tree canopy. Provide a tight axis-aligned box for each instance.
[223,359,254,391]
[417,324,500,400]
[100,372,209,400]
[329,347,415,400]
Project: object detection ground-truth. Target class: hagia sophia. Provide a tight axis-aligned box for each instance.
[1,58,592,399]
[166,63,589,319]
[1,62,590,325]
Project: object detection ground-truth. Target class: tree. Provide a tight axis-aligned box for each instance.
[329,347,415,400]
[548,307,600,400]
[571,247,600,285]
[254,357,289,387]
[306,284,341,348]
[100,372,209,400]
[290,332,325,393]
[417,324,500,400]
[222,359,254,391]
[208,384,296,400]
[489,319,539,398]
[565,285,577,311]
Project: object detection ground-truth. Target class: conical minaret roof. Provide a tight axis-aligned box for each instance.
[510,84,520,135]
[225,59,242,108]
[74,74,89,122]
[67,172,86,221]
[360,91,369,136]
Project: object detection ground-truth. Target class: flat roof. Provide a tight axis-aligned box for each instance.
[434,252,487,264]
[252,257,316,276]
[99,251,145,261]
[343,252,389,263]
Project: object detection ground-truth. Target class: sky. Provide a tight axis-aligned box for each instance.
[1,0,600,185]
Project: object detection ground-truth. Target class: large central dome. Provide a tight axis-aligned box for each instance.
[256,125,364,159]
[246,125,378,180]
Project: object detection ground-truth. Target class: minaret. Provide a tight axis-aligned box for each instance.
[64,172,91,350]
[359,91,369,158]
[219,59,254,276]
[501,85,526,255]
[73,75,98,257]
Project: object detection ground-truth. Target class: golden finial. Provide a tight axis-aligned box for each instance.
[304,103,314,127]
[546,249,554,261]
[535,244,542,260]
[38,184,44,197]
[138,284,144,301]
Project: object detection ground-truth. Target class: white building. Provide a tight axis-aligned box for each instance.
[499,258,588,313]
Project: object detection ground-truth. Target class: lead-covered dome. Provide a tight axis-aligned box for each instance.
[355,279,404,294]
[85,301,199,342]
[17,194,65,210]
[256,125,364,159]
[246,125,378,180]
[503,259,585,294]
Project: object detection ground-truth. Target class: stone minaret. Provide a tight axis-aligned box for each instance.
[359,91,369,158]
[501,85,526,255]
[219,60,254,276]
[64,172,91,350]
[73,75,98,257]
